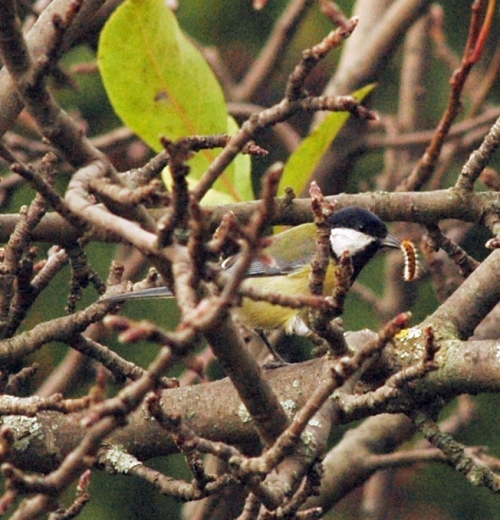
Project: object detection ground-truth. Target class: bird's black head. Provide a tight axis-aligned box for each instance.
[327,207,400,278]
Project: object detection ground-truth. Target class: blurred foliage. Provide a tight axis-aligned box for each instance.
[57,47,119,135]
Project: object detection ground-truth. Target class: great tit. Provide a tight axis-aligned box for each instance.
[103,207,400,341]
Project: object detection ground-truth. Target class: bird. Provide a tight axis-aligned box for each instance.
[102,207,400,360]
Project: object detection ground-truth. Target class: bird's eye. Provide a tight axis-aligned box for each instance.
[358,224,365,231]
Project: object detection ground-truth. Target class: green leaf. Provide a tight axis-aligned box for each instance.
[280,84,376,196]
[97,0,227,177]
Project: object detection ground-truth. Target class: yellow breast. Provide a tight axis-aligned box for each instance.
[232,260,338,334]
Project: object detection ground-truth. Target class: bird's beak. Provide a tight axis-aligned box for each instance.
[381,234,401,249]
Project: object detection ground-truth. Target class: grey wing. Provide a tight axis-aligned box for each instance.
[222,254,309,277]
[100,286,173,302]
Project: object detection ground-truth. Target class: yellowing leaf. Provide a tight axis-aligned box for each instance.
[98,0,227,178]
[98,0,254,203]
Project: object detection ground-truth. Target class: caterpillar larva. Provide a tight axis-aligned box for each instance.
[400,239,419,282]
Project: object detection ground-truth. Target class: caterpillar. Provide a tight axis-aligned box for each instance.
[400,239,419,282]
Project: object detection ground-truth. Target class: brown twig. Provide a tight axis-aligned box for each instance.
[425,223,479,277]
[194,30,375,203]
[397,0,494,192]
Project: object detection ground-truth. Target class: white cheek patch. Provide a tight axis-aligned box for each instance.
[330,228,376,257]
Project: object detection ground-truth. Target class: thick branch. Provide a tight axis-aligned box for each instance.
[4,337,500,472]
[0,189,498,245]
